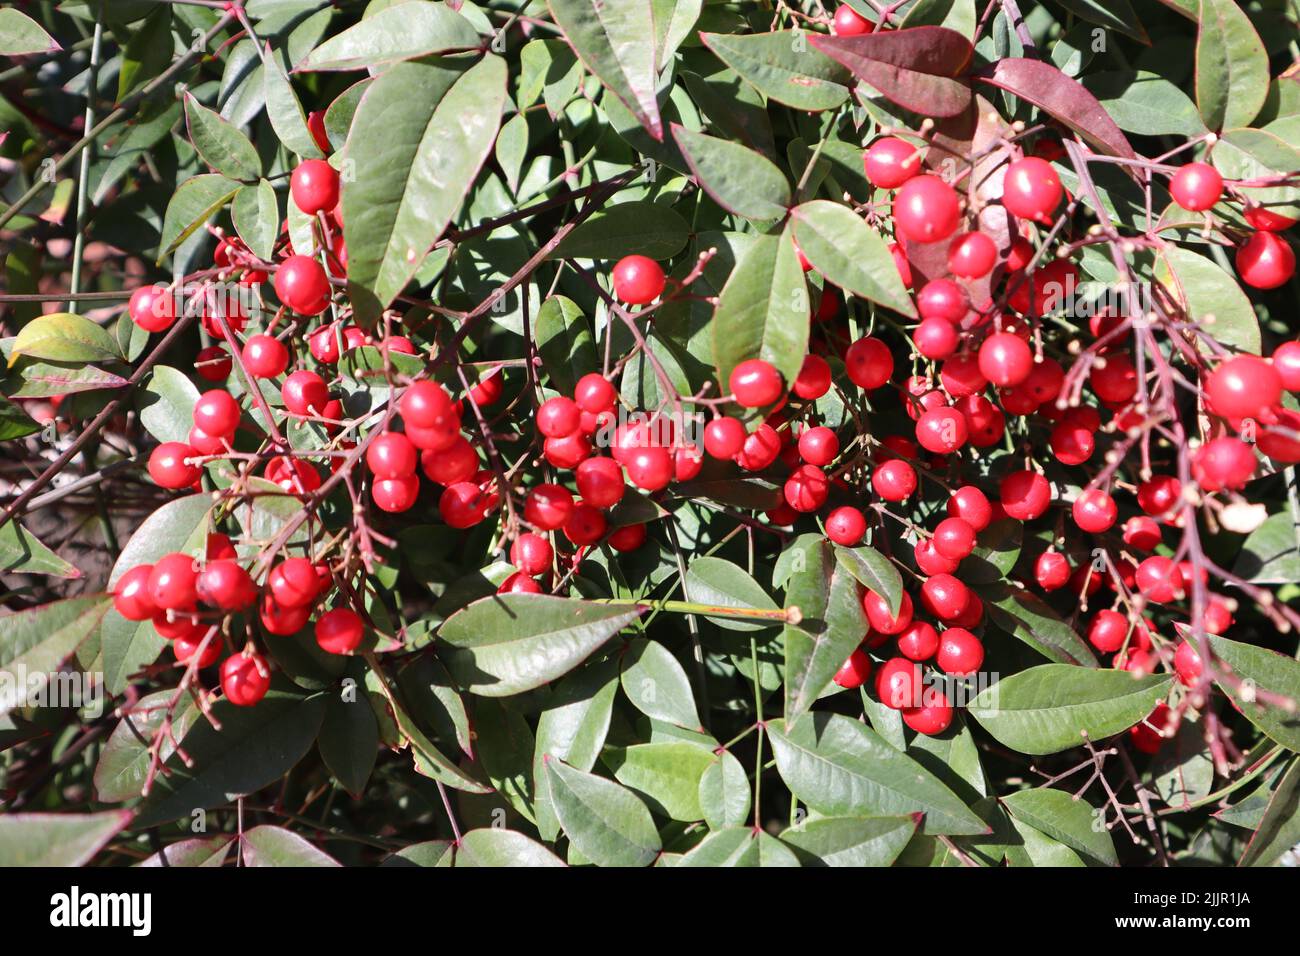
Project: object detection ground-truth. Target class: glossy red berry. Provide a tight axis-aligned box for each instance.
[915,406,968,454]
[1245,206,1297,231]
[917,278,968,323]
[978,333,1033,387]
[316,607,364,654]
[932,517,976,560]
[612,255,665,305]
[833,3,874,37]
[193,390,241,438]
[1088,610,1130,653]
[893,175,961,243]
[1169,162,1222,212]
[704,418,747,460]
[564,502,607,546]
[915,538,959,576]
[1205,355,1282,422]
[281,370,329,417]
[915,318,959,360]
[833,647,873,688]
[440,481,488,529]
[624,446,673,491]
[1035,550,1070,591]
[1135,556,1184,604]
[1072,488,1118,533]
[845,336,894,389]
[265,456,321,495]
[510,532,553,576]
[948,231,997,278]
[499,571,542,594]
[128,284,178,333]
[196,345,232,382]
[797,426,839,466]
[268,558,320,609]
[920,573,970,621]
[196,559,255,611]
[1000,469,1051,521]
[863,137,918,188]
[537,396,581,438]
[149,553,199,610]
[260,592,311,635]
[525,484,576,532]
[274,254,331,315]
[872,459,917,501]
[896,621,939,661]
[1122,515,1162,552]
[372,475,419,512]
[939,353,988,397]
[113,565,157,621]
[420,438,477,486]
[876,657,924,710]
[221,652,271,706]
[735,423,781,471]
[241,334,288,379]
[936,627,983,675]
[863,589,913,635]
[149,442,201,489]
[1237,231,1296,289]
[784,463,829,512]
[1137,475,1181,517]
[902,699,953,735]
[290,159,340,216]
[609,523,648,553]
[174,632,221,668]
[793,354,832,400]
[189,427,228,459]
[366,431,417,479]
[401,381,456,430]
[1174,640,1203,686]
[825,506,866,545]
[574,373,617,413]
[1002,157,1062,224]
[947,486,992,532]
[730,359,784,408]
[1193,437,1256,491]
[572,457,623,509]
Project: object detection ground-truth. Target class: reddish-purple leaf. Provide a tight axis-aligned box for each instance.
[811,27,974,118]
[975,58,1136,160]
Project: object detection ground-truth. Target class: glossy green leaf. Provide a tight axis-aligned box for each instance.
[672,125,790,220]
[790,201,916,317]
[263,52,325,160]
[1210,635,1300,752]
[319,688,379,798]
[474,698,537,821]
[701,31,850,112]
[241,825,341,866]
[619,637,701,729]
[0,521,79,578]
[10,312,120,365]
[536,295,597,395]
[833,543,904,616]
[298,2,480,71]
[158,174,241,260]
[1238,757,1300,866]
[0,8,60,55]
[1194,0,1268,131]
[1048,0,1147,42]
[1158,245,1260,354]
[0,595,110,719]
[544,757,661,866]
[232,179,280,261]
[95,690,200,803]
[781,815,919,867]
[677,826,800,866]
[1002,788,1117,866]
[138,835,235,868]
[1213,129,1300,220]
[1233,511,1300,584]
[455,828,566,867]
[980,582,1096,666]
[138,365,200,445]
[0,393,39,441]
[1081,71,1206,137]
[607,741,713,820]
[698,749,750,829]
[0,811,132,866]
[683,556,779,632]
[550,200,690,261]
[184,92,261,181]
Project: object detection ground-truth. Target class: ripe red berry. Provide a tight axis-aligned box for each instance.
[896,621,939,661]
[260,591,311,635]
[956,394,1004,447]
[440,480,489,529]
[932,517,976,560]
[366,431,417,479]
[915,405,968,454]
[915,318,959,360]
[1173,640,1203,686]
[920,573,970,621]
[1193,436,1256,491]
[1169,162,1223,212]
[704,417,747,460]
[290,159,340,216]
[612,255,666,305]
[833,648,873,689]
[468,369,504,408]
[499,571,542,594]
[187,427,226,458]
[372,475,419,512]
[281,370,329,418]
[221,652,271,706]
[893,175,961,243]
[197,559,255,611]
[624,446,673,491]
[114,565,158,621]
[401,381,456,430]
[564,502,608,545]
[730,359,784,407]
[939,353,987,397]
[917,278,968,323]
[193,390,241,438]
[524,484,575,531]
[915,537,959,576]
[948,231,997,278]
[863,590,913,635]
[833,3,874,37]
[784,463,829,512]
[845,336,894,389]
[574,373,617,413]
[316,607,364,654]
[149,442,201,489]
[876,657,924,709]
[265,456,321,495]
[902,699,953,735]
[196,345,232,382]
[1272,342,1300,391]
[978,332,1033,387]
[149,553,199,610]
[797,426,839,466]
[1236,231,1296,289]
[825,506,866,545]
[274,254,332,314]
[936,627,983,675]
[793,354,832,400]
[872,458,917,501]
[510,533,553,575]
[1000,469,1051,521]
[609,523,648,552]
[947,486,992,532]
[1001,157,1062,224]
[1090,352,1138,404]
[575,457,625,509]
[1122,515,1162,552]
[174,632,221,668]
[538,396,581,438]
[1135,556,1184,604]
[1245,206,1297,231]
[1137,475,1181,517]
[269,557,320,609]
[863,137,919,188]
[1035,550,1070,591]
[889,242,913,288]
[735,423,782,471]
[128,284,177,332]
[1205,355,1282,422]
[1087,609,1130,653]
[420,438,477,486]
[242,337,288,382]
[1072,488,1117,533]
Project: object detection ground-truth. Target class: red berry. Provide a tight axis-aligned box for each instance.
[401,381,456,430]
[265,456,321,495]
[920,573,970,621]
[936,627,983,675]
[1072,488,1117,533]
[420,438,477,486]
[863,589,913,635]
[1122,516,1162,552]
[196,345,232,382]
[128,284,177,332]
[939,353,988,397]
[221,652,271,706]
[784,463,829,512]
[260,592,311,635]
[574,373,617,413]
[1174,640,1203,686]
[897,621,939,661]
[269,558,320,609]
[499,571,542,594]
[538,396,582,438]
[274,255,331,315]
[845,336,894,389]
[574,457,625,509]
[915,405,968,454]
[1002,157,1062,224]
[978,333,1033,387]
[793,354,832,400]
[1245,206,1297,232]
[956,394,1005,448]
[1137,475,1181,517]
[1205,355,1282,422]
[932,517,976,560]
[1000,470,1051,521]
[1035,550,1070,591]
[174,632,221,668]
[290,159,340,216]
[316,607,364,654]
[1090,352,1138,404]
[1087,610,1129,653]
[735,423,782,471]
[674,446,703,482]
[1135,556,1184,603]
[893,175,961,243]
[704,417,747,460]
[510,533,553,575]
[1169,162,1222,212]
[564,502,607,546]
[440,481,489,529]
[612,255,665,305]
[242,334,288,379]
[366,431,417,479]
[863,137,918,188]
[797,426,839,466]
[948,231,997,278]
[1023,357,1064,404]
[917,278,968,323]
[947,486,992,531]
[825,506,866,545]
[833,3,874,37]
[872,459,917,501]
[902,699,953,735]
[833,647,873,688]
[876,657,924,709]
[197,559,255,611]
[915,538,958,576]
[149,552,199,610]
[730,359,784,407]
[624,446,673,491]
[282,370,330,417]
[1237,231,1296,289]
[1049,423,1095,465]
[609,523,648,552]
[149,442,201,489]
[372,475,419,512]
[468,369,504,407]
[1193,437,1256,491]
[193,389,241,438]
[113,565,157,621]
[915,318,959,360]
[890,243,913,288]
[1272,342,1300,391]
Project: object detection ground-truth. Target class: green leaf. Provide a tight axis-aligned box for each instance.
[342,56,506,324]
[782,536,868,724]
[319,686,379,798]
[1001,788,1117,866]
[766,713,988,835]
[454,828,566,867]
[496,111,528,194]
[298,1,480,71]
[536,295,598,395]
[548,0,663,140]
[391,694,492,793]
[683,556,780,632]
[550,200,690,261]
[1209,635,1300,752]
[979,582,1097,666]
[544,756,662,866]
[232,179,280,261]
[833,543,904,616]
[0,8,60,55]
[966,665,1171,755]
[138,365,200,445]
[0,811,131,866]
[607,741,713,820]
[241,825,340,866]
[701,31,850,112]
[1157,245,1260,354]
[0,521,80,578]
[159,174,241,260]
[1081,71,1206,137]
[1047,0,1148,42]
[439,594,642,697]
[962,518,1022,585]
[1233,511,1300,584]
[100,495,213,695]
[781,815,919,867]
[1151,713,1214,807]
[0,595,110,719]
[790,200,917,317]
[672,125,789,220]
[474,698,537,821]
[620,637,701,729]
[184,92,261,182]
[0,393,39,440]
[134,685,327,828]
[263,52,326,160]
[1194,0,1268,131]
[138,835,236,868]
[10,312,121,365]
[1213,128,1300,221]
[386,840,456,867]
[117,8,171,102]
[677,826,801,867]
[1238,757,1300,866]
[698,749,750,829]
[94,689,200,803]
[3,359,129,398]
[711,228,808,399]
